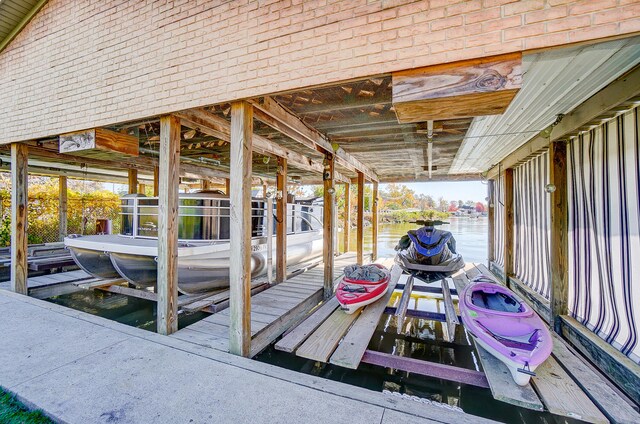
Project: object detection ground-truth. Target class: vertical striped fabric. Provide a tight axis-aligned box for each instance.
[567,106,640,363]
[514,152,551,299]
[493,174,505,269]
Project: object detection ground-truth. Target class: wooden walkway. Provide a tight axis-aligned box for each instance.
[275,259,638,423]
[170,252,364,358]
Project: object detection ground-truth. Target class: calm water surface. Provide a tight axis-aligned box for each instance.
[47,218,571,423]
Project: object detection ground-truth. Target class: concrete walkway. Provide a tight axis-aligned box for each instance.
[0,289,495,424]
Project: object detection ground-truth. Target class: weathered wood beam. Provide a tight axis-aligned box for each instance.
[176,108,348,183]
[276,157,287,284]
[251,97,378,181]
[10,143,28,295]
[372,181,379,261]
[356,171,365,265]
[550,141,568,333]
[59,128,139,157]
[503,168,514,285]
[323,154,335,299]
[354,173,482,183]
[153,166,159,196]
[128,169,138,194]
[343,182,351,254]
[487,64,640,178]
[225,178,230,196]
[229,101,253,357]
[157,116,180,336]
[392,53,522,122]
[58,176,68,241]
[487,179,495,266]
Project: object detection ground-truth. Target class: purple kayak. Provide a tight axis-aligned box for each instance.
[459,278,552,386]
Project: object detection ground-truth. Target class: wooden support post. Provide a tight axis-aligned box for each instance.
[138,183,146,195]
[225,178,231,195]
[356,171,365,265]
[58,176,68,242]
[343,183,350,254]
[550,141,568,333]
[372,181,379,261]
[157,115,181,336]
[229,101,253,357]
[202,180,211,190]
[276,157,287,284]
[323,153,335,299]
[153,166,159,196]
[503,168,514,285]
[128,169,138,194]
[10,143,28,295]
[487,179,495,266]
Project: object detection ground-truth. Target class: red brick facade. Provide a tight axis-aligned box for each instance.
[1,0,638,144]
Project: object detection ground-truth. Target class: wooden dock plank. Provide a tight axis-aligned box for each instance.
[394,274,414,321]
[275,297,340,353]
[296,307,361,363]
[451,268,544,411]
[532,356,608,423]
[329,265,402,369]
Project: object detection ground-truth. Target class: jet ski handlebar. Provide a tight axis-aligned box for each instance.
[413,219,449,226]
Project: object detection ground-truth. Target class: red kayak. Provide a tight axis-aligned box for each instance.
[337,264,390,314]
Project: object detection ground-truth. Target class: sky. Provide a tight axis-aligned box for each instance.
[384,181,489,203]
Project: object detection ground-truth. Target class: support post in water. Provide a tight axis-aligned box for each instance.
[323,153,335,299]
[550,141,568,333]
[487,179,495,266]
[356,171,365,265]
[343,182,351,254]
[503,168,514,286]
[229,101,253,357]
[157,115,180,335]
[372,180,379,261]
[128,168,138,195]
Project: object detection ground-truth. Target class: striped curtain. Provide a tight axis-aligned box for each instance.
[513,152,551,300]
[493,174,505,269]
[567,107,640,363]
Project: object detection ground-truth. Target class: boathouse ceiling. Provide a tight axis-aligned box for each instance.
[2,35,639,186]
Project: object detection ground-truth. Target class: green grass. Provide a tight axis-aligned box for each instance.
[0,389,51,424]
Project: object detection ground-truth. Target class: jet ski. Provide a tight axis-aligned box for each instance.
[394,220,465,281]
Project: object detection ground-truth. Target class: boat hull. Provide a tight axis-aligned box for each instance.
[67,246,120,279]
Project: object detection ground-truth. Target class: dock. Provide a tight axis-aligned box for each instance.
[276,261,639,424]
[0,287,494,424]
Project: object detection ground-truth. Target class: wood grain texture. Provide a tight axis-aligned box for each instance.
[442,278,459,343]
[225,178,230,195]
[330,265,401,369]
[395,274,414,322]
[128,168,138,194]
[153,166,159,196]
[503,168,514,285]
[296,307,361,363]
[343,182,350,254]
[275,297,340,353]
[58,176,67,241]
[372,181,378,261]
[228,101,253,357]
[356,171,365,265]
[59,128,138,157]
[10,143,28,294]
[393,53,522,122]
[157,115,180,335]
[532,356,608,423]
[276,157,287,284]
[323,154,335,299]
[549,141,568,333]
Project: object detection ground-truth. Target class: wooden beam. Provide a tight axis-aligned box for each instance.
[153,166,159,196]
[228,101,253,357]
[225,178,230,195]
[487,179,495,265]
[372,181,378,261]
[323,154,335,299]
[375,173,482,183]
[251,97,378,182]
[10,143,28,295]
[128,169,138,194]
[503,168,514,285]
[58,176,68,242]
[356,171,365,265]
[343,183,351,254]
[157,115,180,335]
[392,53,522,122]
[550,141,568,333]
[487,64,640,178]
[276,157,287,284]
[176,109,348,183]
[59,128,139,157]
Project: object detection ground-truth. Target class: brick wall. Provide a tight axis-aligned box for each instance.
[1,0,638,144]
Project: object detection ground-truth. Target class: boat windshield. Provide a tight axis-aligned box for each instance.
[119,194,323,241]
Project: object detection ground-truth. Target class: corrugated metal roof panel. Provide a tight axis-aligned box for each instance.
[452,36,640,174]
